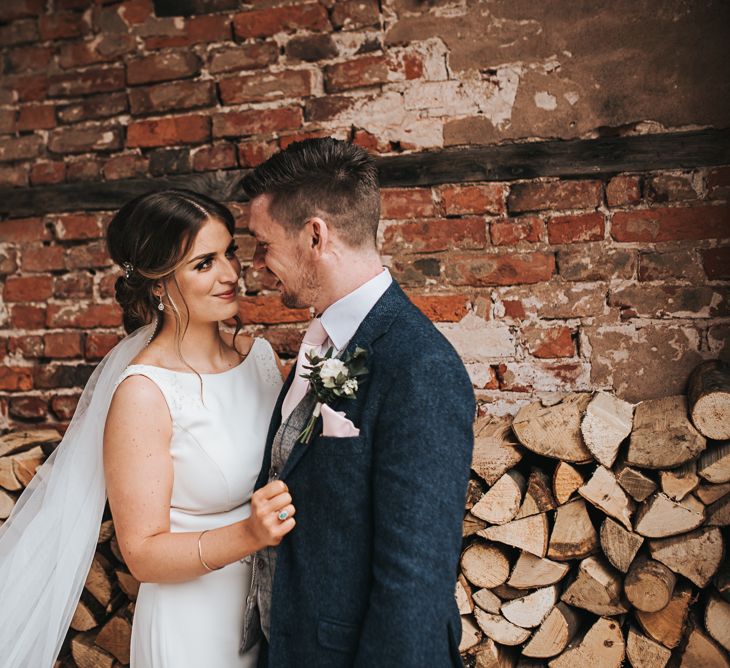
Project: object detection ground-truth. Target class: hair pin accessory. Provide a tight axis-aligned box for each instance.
[121,261,134,279]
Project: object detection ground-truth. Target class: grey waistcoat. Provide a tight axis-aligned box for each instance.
[241,392,316,651]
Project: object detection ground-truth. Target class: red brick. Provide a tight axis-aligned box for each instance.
[707,166,730,199]
[44,332,83,358]
[382,217,486,254]
[305,94,357,122]
[49,67,125,98]
[52,213,102,240]
[127,115,210,148]
[439,183,505,216]
[324,55,389,93]
[7,44,52,73]
[402,52,424,80]
[611,205,730,242]
[39,11,87,40]
[212,107,302,139]
[491,216,543,246]
[66,159,101,182]
[408,294,468,322]
[9,396,48,420]
[47,303,122,328]
[144,14,231,48]
[118,0,153,25]
[0,248,18,274]
[646,173,697,203]
[0,166,29,188]
[8,304,46,328]
[352,129,389,153]
[445,252,555,286]
[525,326,576,358]
[30,161,66,185]
[85,332,121,359]
[58,34,136,69]
[3,275,53,302]
[285,34,338,62]
[129,80,216,116]
[98,272,118,299]
[238,295,310,325]
[0,19,39,47]
[4,73,47,104]
[219,70,311,105]
[381,188,435,219]
[102,154,149,180]
[54,272,93,299]
[0,217,49,243]
[34,363,95,389]
[237,139,278,167]
[233,3,328,39]
[20,245,65,272]
[547,212,605,244]
[702,247,730,280]
[502,299,526,319]
[49,124,123,154]
[508,180,602,213]
[331,0,379,30]
[58,92,128,124]
[606,175,641,207]
[8,335,43,357]
[0,109,16,135]
[0,0,45,21]
[0,135,43,163]
[127,50,202,86]
[208,42,278,75]
[65,241,112,270]
[0,367,33,391]
[50,393,81,420]
[192,143,237,171]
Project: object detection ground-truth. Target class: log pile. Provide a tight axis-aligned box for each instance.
[459,359,730,668]
[0,429,135,668]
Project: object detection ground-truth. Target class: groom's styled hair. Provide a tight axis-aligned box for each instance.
[241,137,380,248]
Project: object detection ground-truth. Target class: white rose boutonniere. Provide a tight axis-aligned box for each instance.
[297,346,369,444]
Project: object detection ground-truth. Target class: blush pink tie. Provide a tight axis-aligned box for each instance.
[281,318,328,420]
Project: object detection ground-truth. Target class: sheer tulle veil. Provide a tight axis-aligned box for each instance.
[0,321,156,667]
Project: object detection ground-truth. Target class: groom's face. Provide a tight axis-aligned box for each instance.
[248,194,318,309]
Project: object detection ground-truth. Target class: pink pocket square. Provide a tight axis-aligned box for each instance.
[321,404,360,437]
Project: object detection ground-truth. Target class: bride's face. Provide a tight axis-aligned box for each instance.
[163,217,241,325]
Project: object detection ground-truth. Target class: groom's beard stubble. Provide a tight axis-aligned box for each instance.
[280,252,319,310]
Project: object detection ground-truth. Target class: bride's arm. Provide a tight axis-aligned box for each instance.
[103,375,295,584]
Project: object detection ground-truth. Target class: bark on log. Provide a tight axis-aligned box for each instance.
[600,516,644,573]
[624,556,676,613]
[648,526,724,588]
[581,391,634,468]
[512,394,593,463]
[521,603,580,659]
[687,360,730,440]
[627,396,706,469]
[547,498,598,561]
[515,468,556,519]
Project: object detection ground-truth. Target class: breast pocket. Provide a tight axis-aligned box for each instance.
[314,435,368,457]
[317,617,360,653]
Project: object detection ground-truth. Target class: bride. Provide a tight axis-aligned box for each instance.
[0,189,295,667]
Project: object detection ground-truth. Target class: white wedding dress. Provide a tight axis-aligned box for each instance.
[114,337,282,668]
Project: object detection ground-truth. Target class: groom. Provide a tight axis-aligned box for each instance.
[240,138,475,666]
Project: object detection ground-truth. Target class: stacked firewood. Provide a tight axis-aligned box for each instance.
[459,359,730,667]
[0,429,135,668]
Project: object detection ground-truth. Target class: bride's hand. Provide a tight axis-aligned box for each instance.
[248,480,296,549]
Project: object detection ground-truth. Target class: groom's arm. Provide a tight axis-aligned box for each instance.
[354,345,475,666]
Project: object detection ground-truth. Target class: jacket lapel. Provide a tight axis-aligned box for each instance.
[280,281,409,480]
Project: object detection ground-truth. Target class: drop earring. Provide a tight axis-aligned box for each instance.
[157,296,165,312]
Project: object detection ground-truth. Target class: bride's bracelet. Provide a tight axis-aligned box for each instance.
[197,530,222,572]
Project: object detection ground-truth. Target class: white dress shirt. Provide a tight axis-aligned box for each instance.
[319,268,393,353]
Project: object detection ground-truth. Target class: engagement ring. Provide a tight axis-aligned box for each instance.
[277,510,289,521]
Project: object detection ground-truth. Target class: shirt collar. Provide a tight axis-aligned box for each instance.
[319,268,392,352]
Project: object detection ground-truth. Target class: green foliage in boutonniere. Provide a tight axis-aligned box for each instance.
[297,346,369,444]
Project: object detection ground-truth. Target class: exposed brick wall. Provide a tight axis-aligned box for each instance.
[0,1,729,430]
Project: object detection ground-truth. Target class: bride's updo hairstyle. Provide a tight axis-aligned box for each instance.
[107,188,236,334]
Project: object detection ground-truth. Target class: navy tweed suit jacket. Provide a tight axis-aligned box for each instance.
[253,280,475,667]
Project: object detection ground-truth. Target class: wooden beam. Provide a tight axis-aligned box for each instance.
[1,129,728,217]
